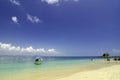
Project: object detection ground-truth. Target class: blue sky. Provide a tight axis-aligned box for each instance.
[0,0,120,56]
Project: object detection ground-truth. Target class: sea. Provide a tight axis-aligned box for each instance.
[0,55,112,80]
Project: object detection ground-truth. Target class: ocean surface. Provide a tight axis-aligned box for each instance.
[0,55,110,80]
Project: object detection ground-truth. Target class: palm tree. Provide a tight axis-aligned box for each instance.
[102,53,110,61]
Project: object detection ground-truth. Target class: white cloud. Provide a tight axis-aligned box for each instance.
[11,16,18,24]
[27,14,41,23]
[41,0,79,5]
[9,0,20,6]
[47,49,58,53]
[0,42,58,54]
[41,0,59,4]
[112,49,120,53]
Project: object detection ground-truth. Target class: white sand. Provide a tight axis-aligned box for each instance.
[56,65,120,80]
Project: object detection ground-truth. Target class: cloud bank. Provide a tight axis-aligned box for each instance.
[0,42,57,55]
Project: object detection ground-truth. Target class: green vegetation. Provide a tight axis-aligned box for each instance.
[102,53,110,61]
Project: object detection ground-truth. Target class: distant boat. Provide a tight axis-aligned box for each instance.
[35,57,43,65]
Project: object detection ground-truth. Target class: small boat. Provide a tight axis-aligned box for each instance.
[35,57,43,65]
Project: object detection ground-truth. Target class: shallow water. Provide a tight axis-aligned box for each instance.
[0,55,117,80]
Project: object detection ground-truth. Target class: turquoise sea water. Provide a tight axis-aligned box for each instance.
[0,55,105,80]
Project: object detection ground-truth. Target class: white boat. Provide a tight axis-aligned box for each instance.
[35,57,43,65]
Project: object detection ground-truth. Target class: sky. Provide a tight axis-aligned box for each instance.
[0,0,120,56]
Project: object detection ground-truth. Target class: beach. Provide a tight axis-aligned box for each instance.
[0,56,120,80]
[56,63,120,80]
[1,0,120,80]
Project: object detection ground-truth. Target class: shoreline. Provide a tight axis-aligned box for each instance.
[0,60,120,80]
